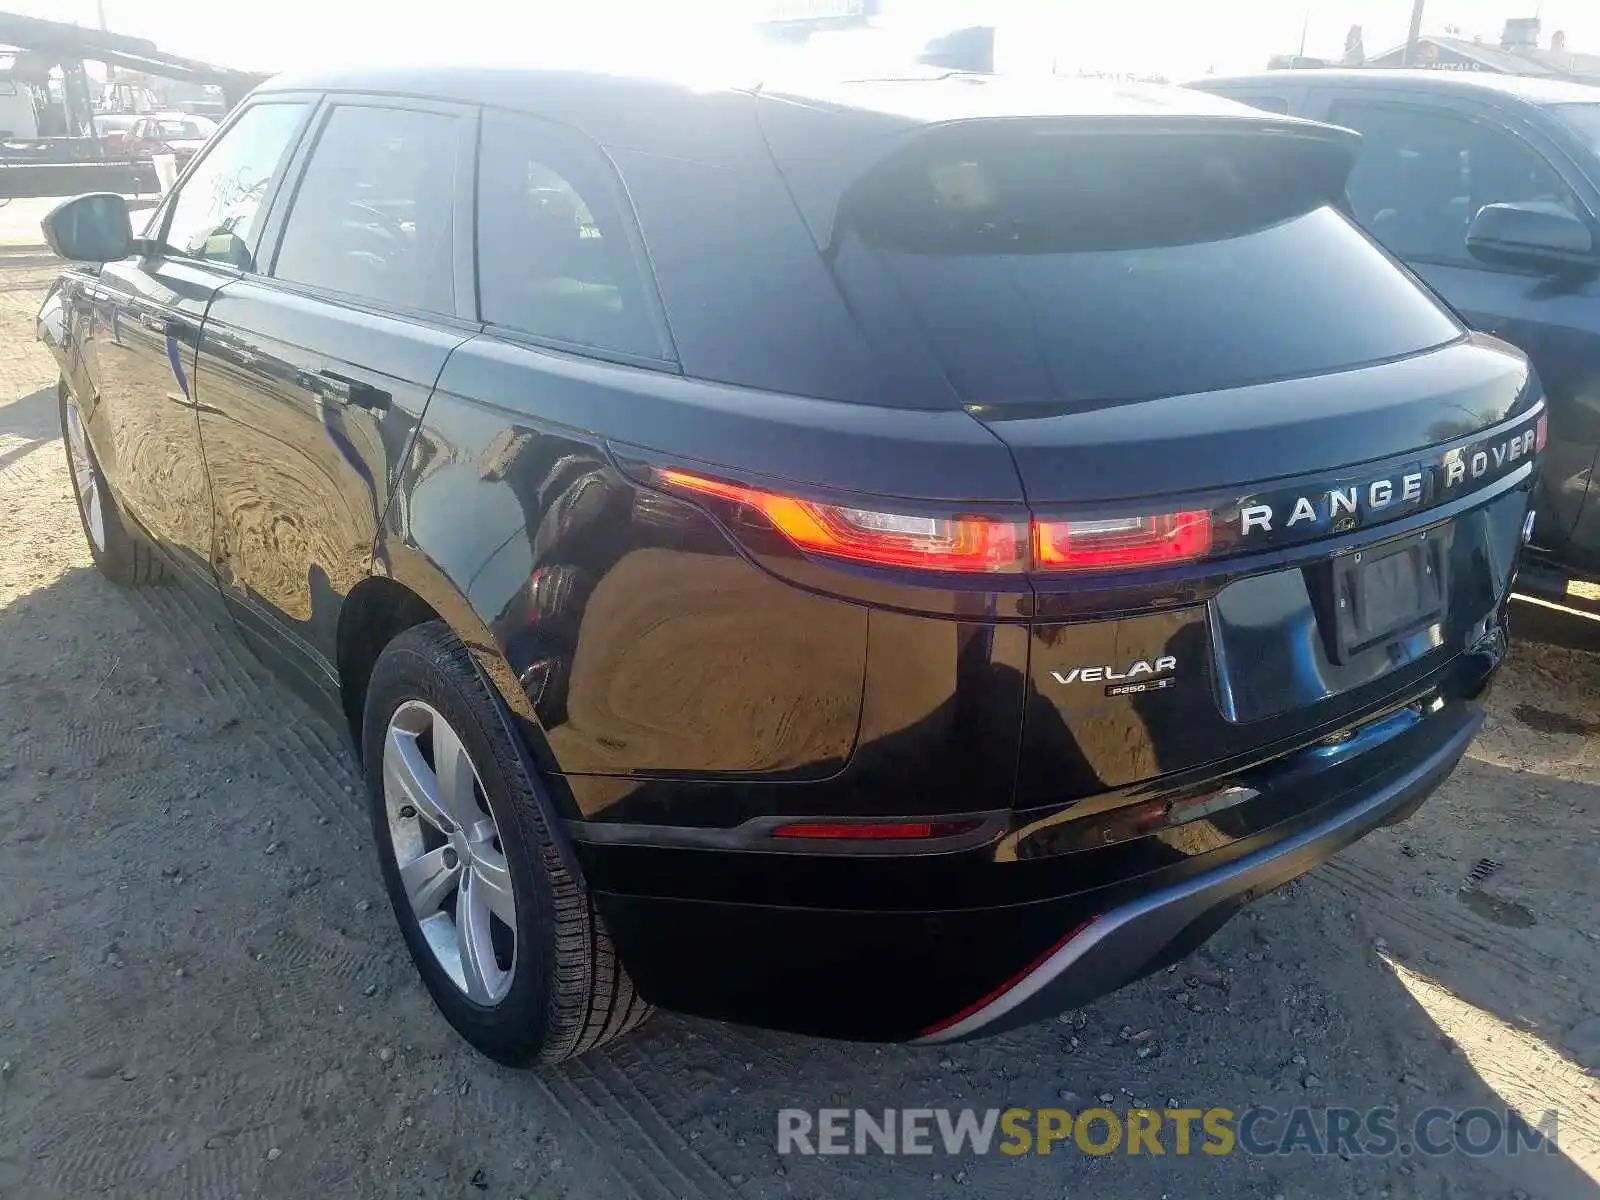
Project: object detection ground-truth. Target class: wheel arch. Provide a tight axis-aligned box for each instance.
[335,574,442,750]
[337,556,586,885]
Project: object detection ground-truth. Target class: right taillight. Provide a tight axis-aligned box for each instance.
[1032,511,1213,572]
[1536,411,1548,453]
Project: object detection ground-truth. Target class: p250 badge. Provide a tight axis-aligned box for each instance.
[1050,656,1177,697]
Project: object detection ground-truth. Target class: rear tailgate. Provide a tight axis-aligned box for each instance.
[778,93,1543,799]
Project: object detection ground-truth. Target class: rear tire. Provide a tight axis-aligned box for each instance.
[59,382,164,586]
[361,620,651,1064]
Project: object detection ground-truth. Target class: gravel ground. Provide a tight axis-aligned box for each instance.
[0,245,1597,1199]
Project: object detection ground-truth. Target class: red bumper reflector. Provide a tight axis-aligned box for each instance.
[771,819,984,841]
[918,917,1099,1038]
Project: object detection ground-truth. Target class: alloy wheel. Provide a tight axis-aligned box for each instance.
[382,700,517,1003]
[64,402,105,553]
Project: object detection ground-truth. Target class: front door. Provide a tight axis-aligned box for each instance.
[1324,95,1600,561]
[86,256,220,583]
[85,100,313,585]
[194,99,474,705]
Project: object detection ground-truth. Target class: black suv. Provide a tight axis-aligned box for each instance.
[38,67,1541,1064]
[1190,68,1600,608]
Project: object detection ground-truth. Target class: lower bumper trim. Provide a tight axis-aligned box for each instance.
[914,704,1481,1043]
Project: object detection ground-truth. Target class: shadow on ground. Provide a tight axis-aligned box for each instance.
[0,554,1593,1200]
[0,369,1594,1197]
[1512,596,1600,654]
[0,385,58,475]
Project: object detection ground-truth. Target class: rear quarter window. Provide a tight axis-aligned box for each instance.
[834,128,1464,410]
[476,113,665,361]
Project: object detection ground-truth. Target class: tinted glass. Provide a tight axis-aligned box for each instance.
[162,102,306,270]
[1332,101,1579,264]
[834,132,1461,409]
[477,115,660,358]
[274,105,460,314]
[1550,103,1600,156]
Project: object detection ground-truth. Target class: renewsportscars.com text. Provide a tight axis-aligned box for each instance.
[777,1106,1560,1159]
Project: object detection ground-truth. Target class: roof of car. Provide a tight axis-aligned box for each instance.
[1196,68,1600,107]
[258,62,1299,152]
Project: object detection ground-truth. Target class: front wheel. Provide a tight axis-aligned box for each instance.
[59,382,164,585]
[362,621,651,1064]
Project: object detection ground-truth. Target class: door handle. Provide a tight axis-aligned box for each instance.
[317,369,390,412]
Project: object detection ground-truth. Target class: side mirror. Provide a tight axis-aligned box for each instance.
[1465,201,1594,275]
[40,193,133,263]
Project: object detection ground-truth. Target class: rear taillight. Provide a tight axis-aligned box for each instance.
[656,468,1214,574]
[1032,511,1212,571]
[1536,411,1548,453]
[655,468,1027,573]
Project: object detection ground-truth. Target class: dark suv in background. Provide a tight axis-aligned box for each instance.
[1191,69,1600,609]
[39,68,1541,1063]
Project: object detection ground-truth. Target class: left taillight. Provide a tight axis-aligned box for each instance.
[655,468,1028,573]
[654,468,1213,574]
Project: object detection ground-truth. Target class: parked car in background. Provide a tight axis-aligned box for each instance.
[126,112,217,166]
[38,67,1539,1065]
[1189,70,1600,612]
[94,113,142,156]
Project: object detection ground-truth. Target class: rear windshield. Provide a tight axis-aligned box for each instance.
[832,130,1462,410]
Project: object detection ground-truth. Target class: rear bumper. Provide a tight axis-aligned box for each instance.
[590,677,1491,1041]
[914,702,1479,1041]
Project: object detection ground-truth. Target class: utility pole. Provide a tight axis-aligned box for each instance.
[1404,0,1425,66]
[97,0,113,91]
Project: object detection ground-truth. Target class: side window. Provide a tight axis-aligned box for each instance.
[272,105,461,315]
[161,102,308,270]
[1331,101,1578,266]
[477,112,662,359]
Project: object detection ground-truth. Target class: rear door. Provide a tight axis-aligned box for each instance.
[81,99,312,586]
[193,96,476,705]
[1311,89,1600,558]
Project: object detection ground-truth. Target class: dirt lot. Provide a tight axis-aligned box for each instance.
[0,245,1597,1200]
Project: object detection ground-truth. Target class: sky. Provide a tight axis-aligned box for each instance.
[10,0,1600,82]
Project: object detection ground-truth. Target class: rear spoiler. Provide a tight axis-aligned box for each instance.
[756,95,1362,250]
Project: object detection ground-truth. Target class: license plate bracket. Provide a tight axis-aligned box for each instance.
[1330,533,1445,661]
